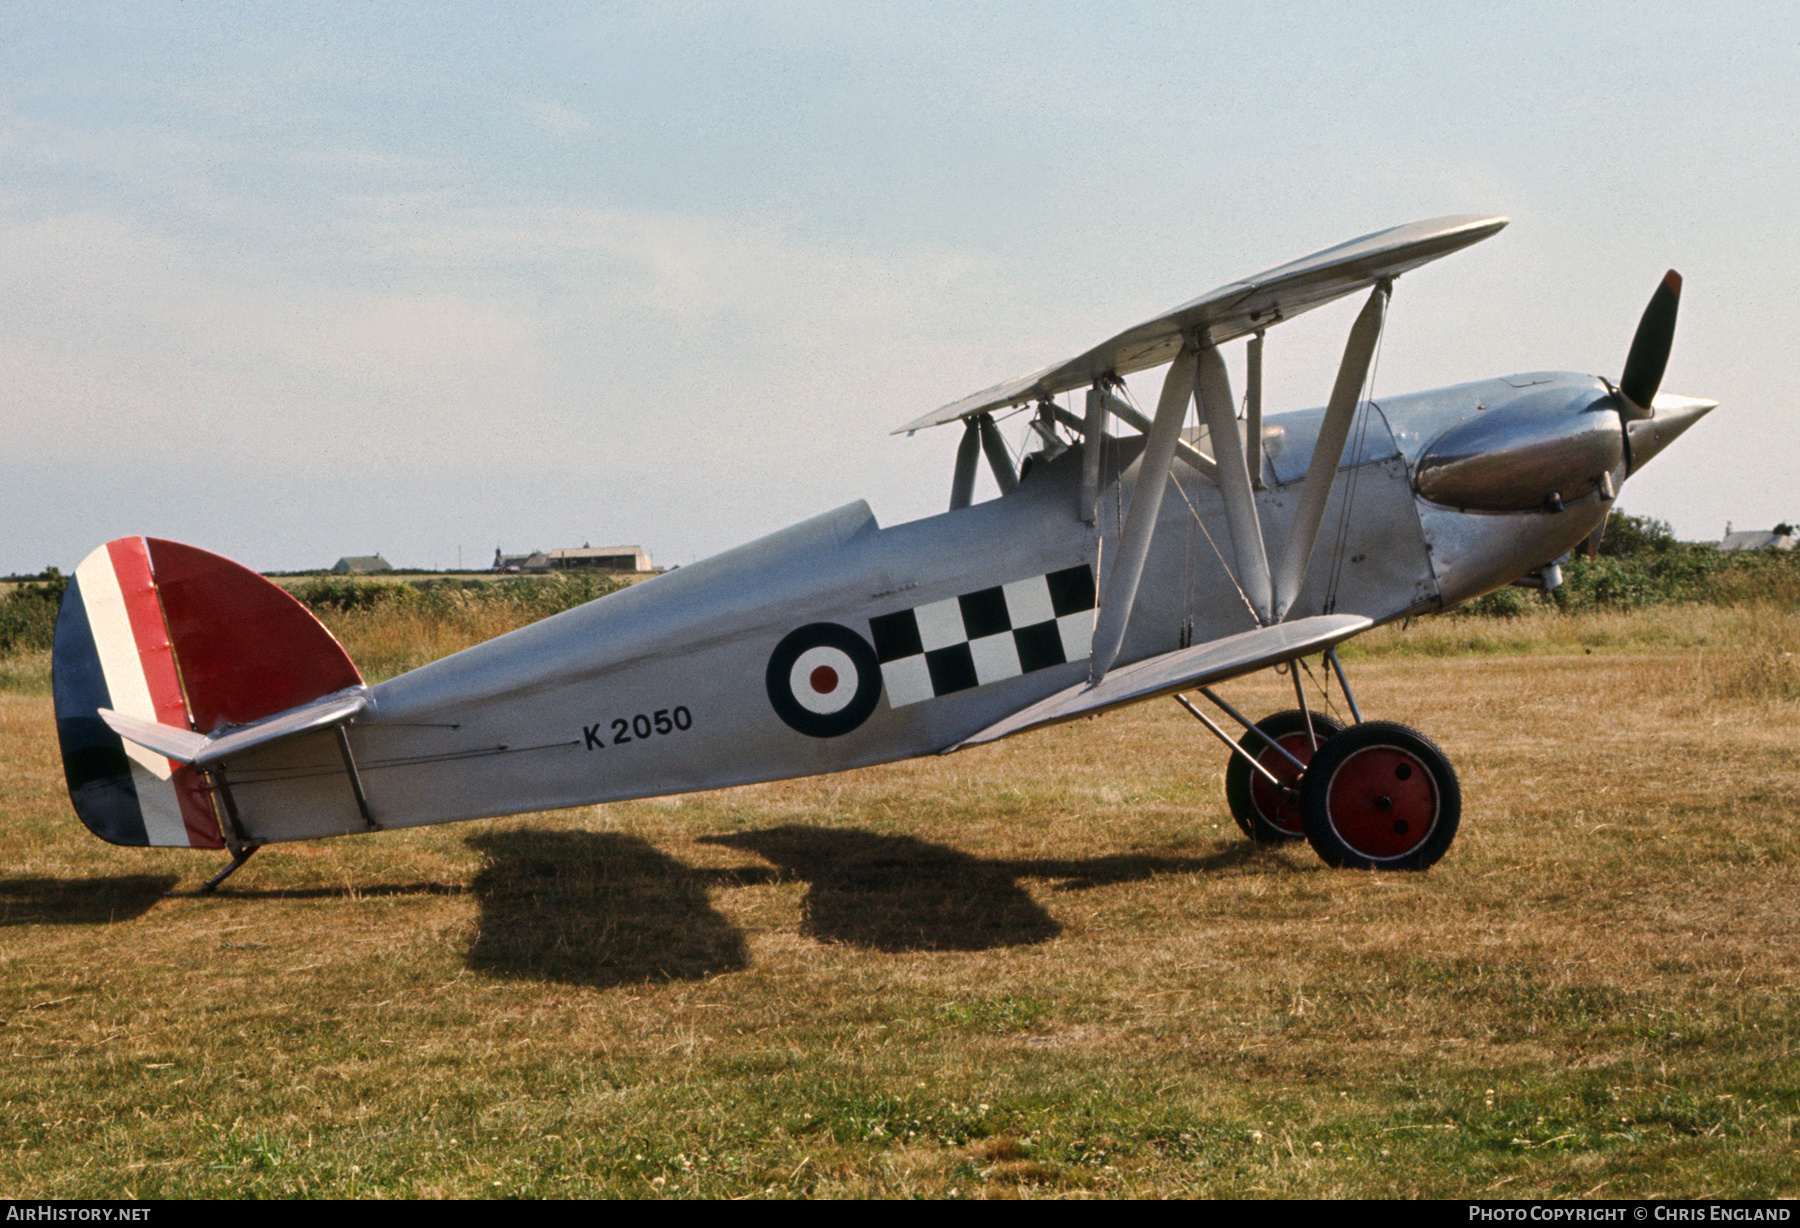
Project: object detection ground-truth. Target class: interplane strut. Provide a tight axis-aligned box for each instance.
[1195,339,1273,625]
[1089,345,1199,679]
[1268,281,1389,620]
[1078,281,1390,679]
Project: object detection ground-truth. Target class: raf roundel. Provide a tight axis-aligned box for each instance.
[765,623,883,738]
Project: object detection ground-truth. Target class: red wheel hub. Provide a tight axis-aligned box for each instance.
[1323,745,1439,859]
[1249,733,1320,836]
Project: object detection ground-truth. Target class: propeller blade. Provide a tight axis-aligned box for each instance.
[1618,270,1682,419]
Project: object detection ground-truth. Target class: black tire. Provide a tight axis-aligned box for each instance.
[1223,709,1345,844]
[1298,721,1460,871]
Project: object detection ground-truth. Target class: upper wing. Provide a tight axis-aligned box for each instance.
[896,214,1508,434]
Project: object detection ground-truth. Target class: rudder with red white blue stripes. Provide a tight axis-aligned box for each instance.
[52,537,363,848]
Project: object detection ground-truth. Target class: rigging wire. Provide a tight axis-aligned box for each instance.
[1121,379,1261,626]
[1296,654,1342,725]
[1168,461,1259,626]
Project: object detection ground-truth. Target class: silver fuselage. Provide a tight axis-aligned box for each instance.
[219,372,1708,843]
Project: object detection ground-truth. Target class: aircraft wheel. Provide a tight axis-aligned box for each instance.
[1298,722,1460,871]
[1224,710,1344,844]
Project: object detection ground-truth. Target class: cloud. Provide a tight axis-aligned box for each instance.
[0,209,550,466]
[0,191,1077,568]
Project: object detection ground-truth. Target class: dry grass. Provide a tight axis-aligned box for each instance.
[0,648,51,697]
[1353,603,1800,702]
[1,613,1798,1197]
[320,603,538,682]
[0,591,587,693]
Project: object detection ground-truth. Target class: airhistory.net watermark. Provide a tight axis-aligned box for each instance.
[5,1208,150,1222]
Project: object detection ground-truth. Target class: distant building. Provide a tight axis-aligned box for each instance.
[493,550,551,573]
[492,545,654,573]
[1718,530,1796,552]
[331,554,393,574]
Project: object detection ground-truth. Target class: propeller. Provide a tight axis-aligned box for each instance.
[1617,270,1682,420]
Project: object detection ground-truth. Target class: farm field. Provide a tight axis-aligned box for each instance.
[1,609,1797,1198]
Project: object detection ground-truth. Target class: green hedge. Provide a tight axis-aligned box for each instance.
[289,573,630,621]
[5,524,1792,655]
[0,572,631,656]
[0,575,68,653]
[1456,545,1800,617]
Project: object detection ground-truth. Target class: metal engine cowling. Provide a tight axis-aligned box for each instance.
[1414,388,1623,512]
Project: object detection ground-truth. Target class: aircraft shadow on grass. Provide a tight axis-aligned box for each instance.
[464,825,1254,985]
[465,829,761,988]
[0,874,177,926]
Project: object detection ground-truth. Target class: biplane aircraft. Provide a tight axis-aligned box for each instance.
[52,215,1713,892]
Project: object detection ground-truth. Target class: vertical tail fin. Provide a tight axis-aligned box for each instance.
[52,538,363,848]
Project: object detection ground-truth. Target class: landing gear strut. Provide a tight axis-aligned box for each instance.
[1184,651,1462,871]
[1223,709,1344,844]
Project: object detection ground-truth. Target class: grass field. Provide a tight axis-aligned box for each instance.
[2,607,1797,1198]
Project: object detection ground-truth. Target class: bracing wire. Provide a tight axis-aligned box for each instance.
[1296,654,1342,725]
[1168,464,1260,625]
[1121,375,1261,627]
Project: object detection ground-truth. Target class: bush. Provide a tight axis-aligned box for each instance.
[0,573,68,653]
[1456,586,1535,617]
[291,573,629,625]
[1449,542,1800,618]
[1553,549,1719,610]
[1598,511,1676,557]
[0,570,631,679]
[290,573,634,682]
[290,576,409,613]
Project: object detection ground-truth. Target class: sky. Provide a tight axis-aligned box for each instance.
[1,2,1794,574]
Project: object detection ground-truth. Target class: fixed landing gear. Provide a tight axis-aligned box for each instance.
[1223,710,1344,845]
[1297,721,1460,870]
[1185,653,1462,871]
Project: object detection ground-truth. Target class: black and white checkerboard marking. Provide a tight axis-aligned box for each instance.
[869,564,1096,708]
